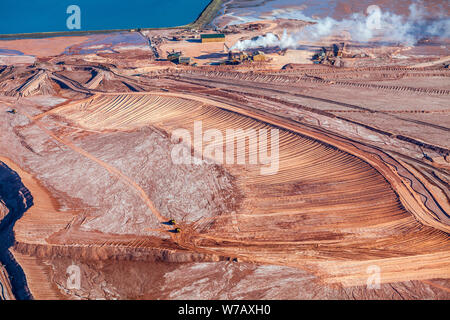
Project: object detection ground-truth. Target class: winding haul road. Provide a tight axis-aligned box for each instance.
[98,90,450,232]
[4,84,448,293]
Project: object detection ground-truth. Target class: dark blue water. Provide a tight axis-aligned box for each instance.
[0,0,211,35]
[0,162,34,300]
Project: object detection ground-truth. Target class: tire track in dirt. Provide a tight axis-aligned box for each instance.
[15,107,230,261]
[43,91,450,285]
[175,70,450,95]
[19,109,171,233]
[174,74,450,133]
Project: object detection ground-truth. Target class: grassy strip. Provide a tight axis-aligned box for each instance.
[185,0,224,29]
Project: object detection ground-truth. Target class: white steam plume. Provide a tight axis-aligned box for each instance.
[231,30,295,51]
[231,1,450,51]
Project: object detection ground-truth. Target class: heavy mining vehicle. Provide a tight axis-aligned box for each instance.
[312,43,346,67]
[167,50,182,63]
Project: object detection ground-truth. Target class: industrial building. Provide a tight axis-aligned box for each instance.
[201,33,225,43]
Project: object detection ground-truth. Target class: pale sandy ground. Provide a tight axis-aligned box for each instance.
[10,250,64,300]
[161,39,228,66]
[0,201,8,221]
[0,55,35,65]
[0,36,89,57]
[155,19,418,69]
[0,11,449,299]
[0,156,75,245]
[215,0,450,26]
[0,264,15,300]
[158,20,315,67]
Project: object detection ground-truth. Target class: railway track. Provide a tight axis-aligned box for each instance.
[174,70,450,95]
[324,109,450,114]
[264,65,450,74]
[261,70,450,80]
[171,74,450,135]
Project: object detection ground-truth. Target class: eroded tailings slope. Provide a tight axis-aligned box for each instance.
[57,93,449,286]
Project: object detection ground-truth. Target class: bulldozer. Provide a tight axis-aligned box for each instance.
[6,109,16,114]
[173,227,181,233]
[166,50,182,64]
[168,219,176,225]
